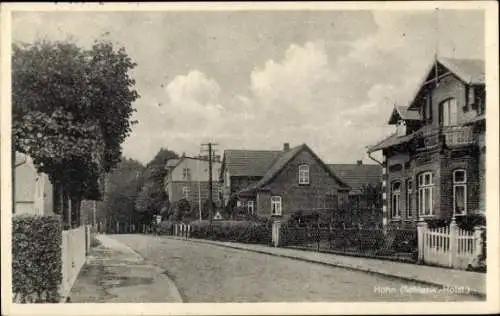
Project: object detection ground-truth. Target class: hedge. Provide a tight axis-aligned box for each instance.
[189,220,272,245]
[12,214,62,303]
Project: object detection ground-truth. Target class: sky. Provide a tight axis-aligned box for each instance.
[12,8,485,165]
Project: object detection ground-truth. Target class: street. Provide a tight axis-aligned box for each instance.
[112,234,481,302]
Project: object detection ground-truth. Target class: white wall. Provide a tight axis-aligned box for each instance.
[171,158,221,182]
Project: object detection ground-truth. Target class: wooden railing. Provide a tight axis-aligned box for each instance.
[416,125,476,150]
[442,125,475,147]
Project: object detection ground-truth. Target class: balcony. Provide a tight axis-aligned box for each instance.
[415,125,476,151]
[442,125,475,147]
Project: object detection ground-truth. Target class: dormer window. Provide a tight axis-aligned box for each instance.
[298,164,310,184]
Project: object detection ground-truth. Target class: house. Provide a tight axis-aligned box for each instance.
[328,161,382,227]
[220,146,283,210]
[14,152,53,215]
[367,57,485,228]
[165,155,223,211]
[221,143,351,222]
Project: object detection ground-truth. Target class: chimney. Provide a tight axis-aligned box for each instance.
[356,160,363,166]
[283,143,290,151]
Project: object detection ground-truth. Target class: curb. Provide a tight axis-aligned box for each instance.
[162,236,486,298]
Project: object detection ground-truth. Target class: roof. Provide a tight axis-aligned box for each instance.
[388,106,421,124]
[367,131,416,153]
[438,57,485,85]
[407,57,485,111]
[328,164,382,194]
[223,149,282,177]
[166,159,180,168]
[237,144,350,195]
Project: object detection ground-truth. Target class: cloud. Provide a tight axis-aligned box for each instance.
[13,10,484,165]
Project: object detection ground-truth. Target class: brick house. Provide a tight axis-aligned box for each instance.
[329,161,383,227]
[367,57,485,228]
[165,155,222,211]
[220,147,282,213]
[221,143,351,221]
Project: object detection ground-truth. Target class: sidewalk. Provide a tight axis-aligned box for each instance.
[68,234,183,303]
[165,236,486,297]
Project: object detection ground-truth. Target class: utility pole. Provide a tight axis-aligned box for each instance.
[201,142,218,223]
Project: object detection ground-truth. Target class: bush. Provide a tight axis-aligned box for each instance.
[189,220,271,245]
[456,213,486,231]
[12,214,63,303]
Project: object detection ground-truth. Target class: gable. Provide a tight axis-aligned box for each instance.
[407,57,485,110]
[242,144,350,193]
[171,157,221,182]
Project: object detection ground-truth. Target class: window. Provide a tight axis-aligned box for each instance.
[271,196,282,216]
[426,93,432,121]
[182,186,190,199]
[440,98,458,126]
[298,165,310,184]
[418,172,434,216]
[406,179,413,218]
[247,200,255,215]
[391,182,401,218]
[182,168,191,180]
[453,170,467,215]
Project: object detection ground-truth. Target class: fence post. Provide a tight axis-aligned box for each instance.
[417,219,428,264]
[473,225,485,267]
[449,217,457,268]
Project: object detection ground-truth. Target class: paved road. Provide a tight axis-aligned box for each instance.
[112,234,481,303]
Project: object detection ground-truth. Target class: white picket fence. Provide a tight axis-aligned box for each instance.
[173,223,192,238]
[417,219,484,269]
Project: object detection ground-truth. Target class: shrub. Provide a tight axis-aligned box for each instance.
[189,220,271,245]
[12,214,63,303]
[456,213,486,231]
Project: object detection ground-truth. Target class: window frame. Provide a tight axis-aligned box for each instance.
[406,179,413,218]
[182,185,190,199]
[182,167,191,180]
[247,200,255,215]
[391,181,401,219]
[453,169,467,216]
[440,98,458,126]
[418,172,434,216]
[271,196,282,216]
[298,164,310,185]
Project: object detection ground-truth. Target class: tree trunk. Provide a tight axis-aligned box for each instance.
[70,196,81,228]
[62,188,71,230]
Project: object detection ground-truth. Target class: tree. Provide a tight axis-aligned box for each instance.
[134,148,179,224]
[102,157,145,229]
[12,38,139,226]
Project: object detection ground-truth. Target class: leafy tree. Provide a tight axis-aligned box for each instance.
[134,148,178,224]
[102,157,145,227]
[12,38,139,226]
